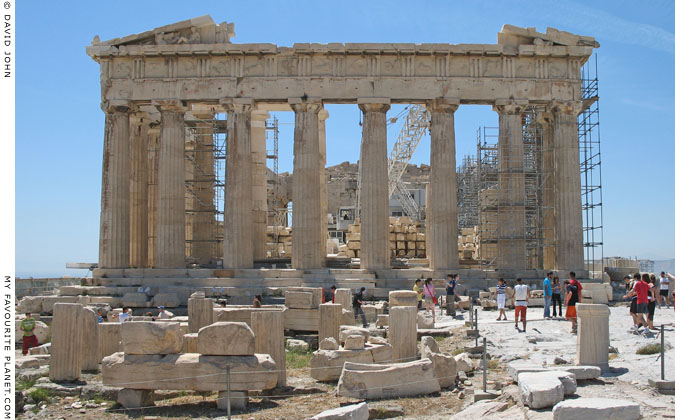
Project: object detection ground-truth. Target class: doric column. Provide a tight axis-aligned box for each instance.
[251,110,270,260]
[154,100,187,268]
[552,101,585,271]
[318,110,329,260]
[428,99,459,270]
[98,100,132,269]
[494,100,527,270]
[146,123,160,267]
[222,99,255,269]
[129,112,148,268]
[190,112,217,265]
[358,99,390,270]
[290,98,325,269]
[537,110,556,270]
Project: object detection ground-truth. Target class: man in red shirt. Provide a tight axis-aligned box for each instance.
[625,273,650,333]
[569,272,582,302]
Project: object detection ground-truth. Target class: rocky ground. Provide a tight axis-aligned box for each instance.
[15,304,674,419]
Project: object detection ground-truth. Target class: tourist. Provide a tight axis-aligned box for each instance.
[157,306,173,319]
[20,313,38,355]
[413,279,423,310]
[512,278,529,332]
[543,272,553,319]
[253,295,263,308]
[623,275,632,302]
[219,299,227,308]
[564,279,579,333]
[327,285,337,303]
[624,273,650,333]
[646,274,658,330]
[551,275,562,317]
[352,287,369,327]
[118,308,132,323]
[445,274,458,317]
[423,278,436,324]
[569,272,582,302]
[493,278,508,321]
[144,311,155,321]
[659,271,670,307]
[627,275,639,328]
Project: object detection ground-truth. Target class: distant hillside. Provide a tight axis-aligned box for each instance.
[654,259,675,275]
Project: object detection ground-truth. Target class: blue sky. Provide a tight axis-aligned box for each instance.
[14,0,675,277]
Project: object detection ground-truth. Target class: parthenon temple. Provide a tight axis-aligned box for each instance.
[87,15,599,288]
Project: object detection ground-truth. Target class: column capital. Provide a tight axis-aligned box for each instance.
[250,110,271,121]
[220,97,255,113]
[427,98,459,113]
[536,109,555,127]
[289,97,323,113]
[493,99,528,115]
[318,109,330,121]
[101,100,134,114]
[152,99,187,114]
[357,97,390,114]
[550,100,583,116]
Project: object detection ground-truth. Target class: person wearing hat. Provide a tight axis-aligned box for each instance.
[157,306,173,319]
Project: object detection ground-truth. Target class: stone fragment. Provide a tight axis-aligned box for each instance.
[375,314,389,328]
[337,359,440,399]
[319,303,342,345]
[417,312,434,329]
[79,307,100,371]
[319,337,339,350]
[121,321,182,354]
[420,336,440,357]
[286,291,317,309]
[368,336,387,345]
[98,322,122,359]
[251,311,286,386]
[197,322,255,356]
[576,303,610,369]
[388,290,417,307]
[334,288,353,311]
[49,303,83,381]
[547,371,578,395]
[285,287,321,309]
[428,352,457,388]
[310,344,392,382]
[518,371,564,409]
[288,339,311,351]
[308,402,369,420]
[454,353,474,373]
[152,293,181,308]
[17,296,43,314]
[339,325,370,344]
[102,352,279,391]
[368,402,403,419]
[188,296,214,333]
[182,333,198,353]
[80,383,121,401]
[552,398,640,420]
[554,356,567,365]
[121,293,147,308]
[507,360,546,380]
[342,309,356,326]
[16,355,50,369]
[344,335,366,350]
[473,390,499,402]
[14,320,50,344]
[28,343,51,355]
[561,365,601,380]
[117,389,154,409]
[217,390,249,410]
[285,307,320,331]
[389,306,417,363]
[41,296,79,313]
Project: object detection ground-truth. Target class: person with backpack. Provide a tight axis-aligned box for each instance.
[445,274,459,317]
[423,278,436,324]
[353,287,369,328]
[564,279,580,333]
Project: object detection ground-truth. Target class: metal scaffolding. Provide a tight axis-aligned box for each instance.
[579,54,604,279]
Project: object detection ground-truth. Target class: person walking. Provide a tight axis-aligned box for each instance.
[353,287,369,327]
[20,313,39,355]
[564,279,579,333]
[118,308,132,323]
[512,278,529,332]
[445,274,458,317]
[413,279,423,310]
[624,273,650,334]
[423,278,436,324]
[493,278,508,321]
[646,274,658,330]
[543,272,553,319]
[157,306,173,319]
[659,271,671,307]
[551,275,563,317]
[569,272,583,302]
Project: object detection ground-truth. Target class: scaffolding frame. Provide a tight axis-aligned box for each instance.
[579,55,604,279]
[265,114,287,251]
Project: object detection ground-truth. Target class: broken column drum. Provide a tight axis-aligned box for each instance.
[576,303,610,369]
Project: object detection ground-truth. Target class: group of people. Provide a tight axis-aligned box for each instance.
[412,274,462,324]
[539,271,583,333]
[623,271,672,335]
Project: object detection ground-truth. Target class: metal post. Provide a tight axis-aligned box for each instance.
[482,337,487,392]
[474,308,479,347]
[661,325,665,380]
[226,364,231,419]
